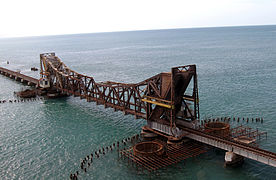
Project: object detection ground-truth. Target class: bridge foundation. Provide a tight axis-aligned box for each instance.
[225,151,244,167]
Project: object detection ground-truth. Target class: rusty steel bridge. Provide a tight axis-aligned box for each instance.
[1,52,276,170]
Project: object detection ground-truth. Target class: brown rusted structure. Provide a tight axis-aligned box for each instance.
[204,122,230,137]
[40,53,199,126]
[121,140,208,172]
[133,141,165,157]
[15,89,37,98]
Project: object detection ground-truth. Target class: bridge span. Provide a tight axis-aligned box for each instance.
[0,66,38,86]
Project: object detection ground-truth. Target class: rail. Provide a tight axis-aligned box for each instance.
[181,126,276,167]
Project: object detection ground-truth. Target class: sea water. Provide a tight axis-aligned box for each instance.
[0,25,276,179]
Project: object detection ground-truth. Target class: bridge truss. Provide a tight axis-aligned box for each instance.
[40,53,199,134]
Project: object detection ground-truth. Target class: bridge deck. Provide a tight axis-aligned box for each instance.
[146,122,276,167]
[0,67,38,86]
[183,126,276,167]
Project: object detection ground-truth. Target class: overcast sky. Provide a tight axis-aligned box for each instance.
[0,0,275,37]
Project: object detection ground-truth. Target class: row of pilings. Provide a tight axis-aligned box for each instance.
[70,134,141,180]
[0,97,44,104]
[201,116,264,125]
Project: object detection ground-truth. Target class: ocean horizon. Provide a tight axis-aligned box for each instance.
[1,24,276,39]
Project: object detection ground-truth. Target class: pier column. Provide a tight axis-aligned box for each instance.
[224,151,244,167]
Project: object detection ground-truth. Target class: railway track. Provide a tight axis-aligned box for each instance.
[181,125,276,166]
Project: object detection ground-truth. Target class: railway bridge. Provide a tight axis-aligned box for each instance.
[39,53,276,168]
[1,52,275,169]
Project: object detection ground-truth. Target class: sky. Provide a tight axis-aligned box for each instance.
[0,0,275,37]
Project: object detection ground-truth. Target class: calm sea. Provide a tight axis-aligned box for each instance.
[0,25,276,179]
